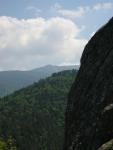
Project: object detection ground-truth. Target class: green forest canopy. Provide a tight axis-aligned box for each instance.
[0,69,77,150]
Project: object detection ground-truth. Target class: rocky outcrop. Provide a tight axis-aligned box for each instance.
[97,139,113,150]
[64,17,113,150]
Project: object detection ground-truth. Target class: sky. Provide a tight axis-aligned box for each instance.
[0,0,113,70]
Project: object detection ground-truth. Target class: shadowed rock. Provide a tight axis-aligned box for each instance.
[64,17,113,150]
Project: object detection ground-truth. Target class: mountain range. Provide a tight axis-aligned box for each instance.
[0,65,79,97]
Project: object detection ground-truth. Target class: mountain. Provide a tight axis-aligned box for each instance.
[0,65,78,97]
[64,18,113,150]
[0,69,77,150]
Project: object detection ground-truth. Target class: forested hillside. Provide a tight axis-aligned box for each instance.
[0,65,77,97]
[0,69,77,150]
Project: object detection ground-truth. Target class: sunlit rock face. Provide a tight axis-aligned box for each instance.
[64,17,113,150]
[97,139,113,150]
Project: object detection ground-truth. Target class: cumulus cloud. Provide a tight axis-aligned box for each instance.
[0,16,87,70]
[93,2,113,10]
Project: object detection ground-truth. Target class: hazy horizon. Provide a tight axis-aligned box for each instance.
[0,63,79,72]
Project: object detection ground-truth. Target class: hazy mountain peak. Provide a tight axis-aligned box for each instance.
[0,65,78,97]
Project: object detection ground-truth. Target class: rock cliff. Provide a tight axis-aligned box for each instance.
[64,17,113,150]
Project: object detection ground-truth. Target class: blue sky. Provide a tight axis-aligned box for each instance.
[0,0,113,70]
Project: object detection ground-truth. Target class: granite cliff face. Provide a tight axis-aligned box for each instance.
[64,17,113,150]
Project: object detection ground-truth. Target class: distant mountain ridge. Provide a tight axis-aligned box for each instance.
[0,65,79,97]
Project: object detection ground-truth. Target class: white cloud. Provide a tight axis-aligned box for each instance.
[52,2,113,20]
[52,4,89,19]
[53,3,62,10]
[26,6,42,16]
[0,16,87,70]
[90,31,95,38]
[57,7,88,19]
[93,2,113,10]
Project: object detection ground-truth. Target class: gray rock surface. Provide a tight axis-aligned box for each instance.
[97,139,113,150]
[64,17,113,150]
